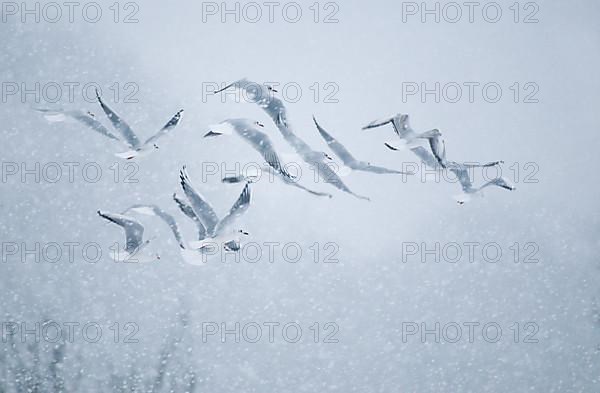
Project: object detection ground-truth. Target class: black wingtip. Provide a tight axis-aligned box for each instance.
[384,143,399,151]
[312,115,321,128]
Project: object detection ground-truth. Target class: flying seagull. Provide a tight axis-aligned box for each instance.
[420,129,504,170]
[122,203,227,265]
[424,133,515,204]
[313,116,412,175]
[35,108,123,142]
[215,78,288,126]
[363,113,433,150]
[450,166,516,204]
[95,90,184,159]
[97,210,160,262]
[178,166,251,250]
[204,118,294,180]
[36,91,184,159]
[215,79,369,201]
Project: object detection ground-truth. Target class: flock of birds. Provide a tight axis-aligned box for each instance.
[37,78,515,264]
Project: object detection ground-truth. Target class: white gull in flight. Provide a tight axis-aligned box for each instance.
[37,90,184,159]
[177,166,251,250]
[97,210,161,262]
[313,116,412,175]
[215,79,369,201]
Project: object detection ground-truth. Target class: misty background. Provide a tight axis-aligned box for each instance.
[1,0,599,391]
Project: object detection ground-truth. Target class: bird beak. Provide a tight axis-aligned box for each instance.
[257,122,265,128]
[239,230,250,236]
[204,130,222,138]
[271,89,278,93]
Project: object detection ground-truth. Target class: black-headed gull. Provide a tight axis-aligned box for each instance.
[97,210,160,262]
[204,118,294,180]
[177,166,251,250]
[37,91,183,159]
[215,79,369,201]
[363,113,432,150]
[313,116,412,175]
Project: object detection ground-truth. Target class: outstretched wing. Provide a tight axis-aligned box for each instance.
[314,161,370,201]
[364,113,411,138]
[361,164,409,175]
[313,116,357,167]
[449,167,473,193]
[428,135,447,168]
[409,146,443,170]
[261,165,332,198]
[143,109,184,147]
[179,166,220,235]
[231,120,293,180]
[363,114,397,130]
[95,90,140,149]
[123,204,185,249]
[36,109,122,142]
[173,193,207,240]
[215,183,251,235]
[97,210,144,253]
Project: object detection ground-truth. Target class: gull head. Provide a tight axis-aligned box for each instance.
[266,85,278,93]
[255,121,265,128]
[323,152,333,161]
[237,229,250,236]
[153,143,160,150]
